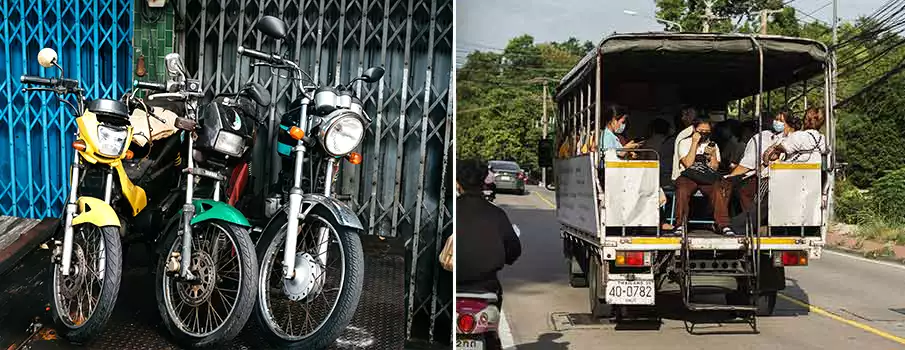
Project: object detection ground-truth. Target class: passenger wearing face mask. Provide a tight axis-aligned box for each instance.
[599,104,641,160]
[727,109,800,216]
[673,119,735,236]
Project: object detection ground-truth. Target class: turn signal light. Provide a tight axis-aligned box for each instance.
[347,152,362,165]
[775,251,808,266]
[289,126,305,140]
[457,314,476,333]
[72,140,87,151]
[124,150,134,160]
[615,251,651,266]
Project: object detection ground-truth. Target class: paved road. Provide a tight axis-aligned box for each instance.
[495,186,905,349]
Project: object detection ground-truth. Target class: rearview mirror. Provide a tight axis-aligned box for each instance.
[361,66,385,83]
[164,53,188,79]
[37,48,58,68]
[256,16,288,40]
[538,139,554,168]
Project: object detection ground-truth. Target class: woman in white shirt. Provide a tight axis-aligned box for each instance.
[766,108,826,163]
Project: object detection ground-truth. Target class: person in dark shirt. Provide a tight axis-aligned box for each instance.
[456,158,522,306]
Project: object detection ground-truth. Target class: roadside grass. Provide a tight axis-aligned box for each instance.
[852,209,905,247]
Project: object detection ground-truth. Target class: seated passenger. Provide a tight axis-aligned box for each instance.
[599,104,641,159]
[765,107,826,163]
[670,106,698,181]
[728,109,801,214]
[714,119,745,174]
[673,119,734,236]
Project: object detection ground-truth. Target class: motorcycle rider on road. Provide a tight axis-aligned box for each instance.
[457,159,522,306]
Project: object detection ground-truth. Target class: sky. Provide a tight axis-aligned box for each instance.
[456,0,888,64]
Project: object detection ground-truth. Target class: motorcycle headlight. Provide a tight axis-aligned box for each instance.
[213,131,245,157]
[96,125,129,157]
[319,111,365,156]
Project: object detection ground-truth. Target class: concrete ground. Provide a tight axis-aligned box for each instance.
[493,186,905,349]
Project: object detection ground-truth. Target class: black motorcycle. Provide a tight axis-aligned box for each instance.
[126,53,267,348]
[232,16,383,349]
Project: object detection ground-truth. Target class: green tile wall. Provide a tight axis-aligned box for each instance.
[132,0,174,85]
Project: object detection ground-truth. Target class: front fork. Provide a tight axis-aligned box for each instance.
[282,98,331,279]
[178,133,197,280]
[59,153,114,277]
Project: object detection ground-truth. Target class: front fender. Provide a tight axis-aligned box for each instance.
[300,194,364,230]
[266,194,364,231]
[189,199,250,227]
[71,197,121,227]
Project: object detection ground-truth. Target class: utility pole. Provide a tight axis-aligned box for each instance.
[702,0,728,33]
[758,9,784,34]
[527,77,556,187]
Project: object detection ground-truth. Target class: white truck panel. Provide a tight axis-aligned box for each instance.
[768,162,822,227]
[555,155,599,235]
[603,158,659,227]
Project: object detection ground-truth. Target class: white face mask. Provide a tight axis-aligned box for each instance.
[616,123,626,134]
[772,120,785,133]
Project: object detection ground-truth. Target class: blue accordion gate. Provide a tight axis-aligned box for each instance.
[0,0,133,218]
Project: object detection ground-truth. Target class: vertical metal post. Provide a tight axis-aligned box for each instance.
[542,83,548,186]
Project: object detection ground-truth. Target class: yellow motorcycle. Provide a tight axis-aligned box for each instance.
[21,48,147,342]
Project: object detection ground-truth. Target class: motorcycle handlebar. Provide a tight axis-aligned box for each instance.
[134,80,167,92]
[237,46,279,64]
[20,75,53,86]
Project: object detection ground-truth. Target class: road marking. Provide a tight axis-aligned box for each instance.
[777,293,905,346]
[499,309,516,349]
[823,249,905,271]
[534,191,556,209]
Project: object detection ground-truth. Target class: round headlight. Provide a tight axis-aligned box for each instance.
[319,111,365,156]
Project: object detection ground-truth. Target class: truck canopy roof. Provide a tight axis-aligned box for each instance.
[556,33,828,108]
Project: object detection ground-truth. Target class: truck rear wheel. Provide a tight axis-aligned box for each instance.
[587,255,612,318]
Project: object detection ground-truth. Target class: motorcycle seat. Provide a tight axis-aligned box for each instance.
[457,292,499,302]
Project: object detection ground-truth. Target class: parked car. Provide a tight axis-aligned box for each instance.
[488,160,526,195]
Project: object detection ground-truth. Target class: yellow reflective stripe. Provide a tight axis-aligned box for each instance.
[630,237,680,244]
[770,163,820,170]
[756,237,799,245]
[605,161,658,168]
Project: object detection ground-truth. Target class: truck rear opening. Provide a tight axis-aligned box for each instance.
[543,33,834,333]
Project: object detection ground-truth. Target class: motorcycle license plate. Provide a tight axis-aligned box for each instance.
[456,338,483,350]
[605,279,655,305]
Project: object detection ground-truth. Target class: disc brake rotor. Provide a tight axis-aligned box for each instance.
[176,251,217,307]
[282,252,324,301]
[59,244,87,300]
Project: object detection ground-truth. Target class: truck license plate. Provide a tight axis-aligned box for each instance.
[456,338,483,350]
[605,279,655,305]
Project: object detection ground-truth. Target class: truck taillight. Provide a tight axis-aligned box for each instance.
[615,251,651,266]
[458,313,476,333]
[774,251,808,267]
[517,172,526,180]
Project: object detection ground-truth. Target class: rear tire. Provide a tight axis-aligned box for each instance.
[49,224,123,344]
[155,220,258,348]
[253,206,364,349]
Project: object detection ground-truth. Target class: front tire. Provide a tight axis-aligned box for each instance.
[155,220,257,348]
[254,206,364,349]
[48,224,122,344]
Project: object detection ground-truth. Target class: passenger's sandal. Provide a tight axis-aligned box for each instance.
[721,227,736,236]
